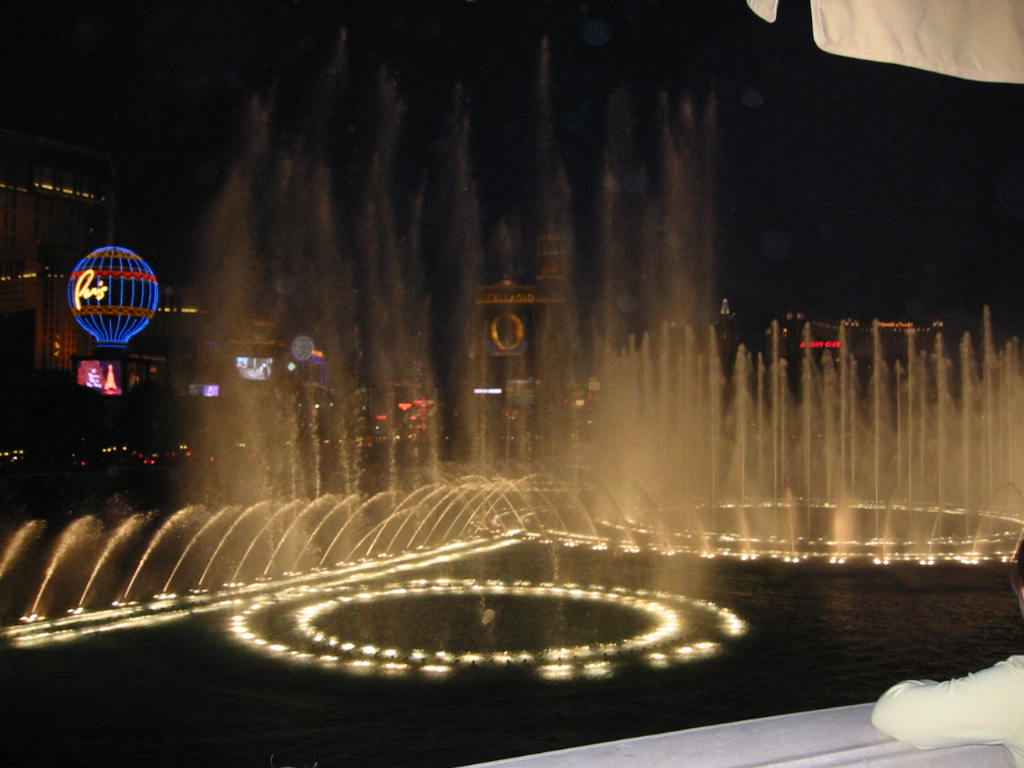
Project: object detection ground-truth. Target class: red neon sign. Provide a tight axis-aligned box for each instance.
[799,341,842,349]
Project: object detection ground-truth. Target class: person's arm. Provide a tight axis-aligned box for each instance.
[871,659,1024,750]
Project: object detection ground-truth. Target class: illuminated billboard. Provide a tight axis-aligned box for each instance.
[488,312,526,356]
[236,357,273,381]
[76,359,123,396]
[188,383,220,397]
[67,246,159,349]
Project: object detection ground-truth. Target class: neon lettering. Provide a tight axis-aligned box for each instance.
[482,293,536,303]
[73,269,108,309]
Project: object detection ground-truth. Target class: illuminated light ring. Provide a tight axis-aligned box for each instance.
[67,246,159,348]
[489,313,526,352]
[228,579,747,680]
[589,507,1024,565]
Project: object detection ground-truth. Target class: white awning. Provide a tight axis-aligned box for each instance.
[748,0,1024,84]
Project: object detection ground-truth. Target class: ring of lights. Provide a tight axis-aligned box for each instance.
[229,578,747,680]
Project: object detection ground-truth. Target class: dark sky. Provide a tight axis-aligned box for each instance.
[3,0,1024,343]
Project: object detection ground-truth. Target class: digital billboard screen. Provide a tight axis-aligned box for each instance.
[236,357,273,381]
[77,359,123,396]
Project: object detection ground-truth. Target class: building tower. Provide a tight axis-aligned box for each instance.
[715,298,739,368]
[0,129,115,377]
[472,235,568,461]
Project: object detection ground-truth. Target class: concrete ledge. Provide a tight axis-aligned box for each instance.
[459,703,1015,767]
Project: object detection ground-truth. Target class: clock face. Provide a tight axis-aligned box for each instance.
[291,335,315,360]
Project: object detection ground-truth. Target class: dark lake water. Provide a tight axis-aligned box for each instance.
[3,543,1022,768]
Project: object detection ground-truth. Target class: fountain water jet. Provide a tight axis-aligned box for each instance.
[122,506,200,601]
[263,495,342,577]
[160,505,241,595]
[291,494,360,571]
[78,513,151,608]
[197,501,274,587]
[0,520,45,586]
[28,515,100,619]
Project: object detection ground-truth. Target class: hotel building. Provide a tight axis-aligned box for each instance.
[0,128,115,377]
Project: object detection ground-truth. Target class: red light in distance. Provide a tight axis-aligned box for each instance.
[799,341,842,349]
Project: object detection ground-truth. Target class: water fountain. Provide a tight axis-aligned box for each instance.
[590,309,1024,565]
[2,40,1022,698]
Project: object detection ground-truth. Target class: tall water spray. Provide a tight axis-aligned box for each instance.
[591,310,1024,559]
[193,42,442,501]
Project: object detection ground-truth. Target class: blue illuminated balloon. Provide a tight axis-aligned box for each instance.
[67,246,159,348]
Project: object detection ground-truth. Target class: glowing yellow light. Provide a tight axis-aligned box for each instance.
[538,664,575,680]
[582,661,612,678]
[72,269,109,309]
[422,665,452,675]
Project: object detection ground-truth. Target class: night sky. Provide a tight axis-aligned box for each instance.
[3,0,1024,344]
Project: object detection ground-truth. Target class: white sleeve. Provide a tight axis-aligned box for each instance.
[810,0,1024,84]
[872,660,1024,750]
[747,0,1024,84]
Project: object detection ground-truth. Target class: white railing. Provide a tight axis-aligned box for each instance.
[459,703,1014,767]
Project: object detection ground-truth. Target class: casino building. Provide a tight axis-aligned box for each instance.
[471,234,574,459]
[0,129,116,377]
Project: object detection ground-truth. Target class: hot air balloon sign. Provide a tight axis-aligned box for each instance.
[68,246,159,349]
